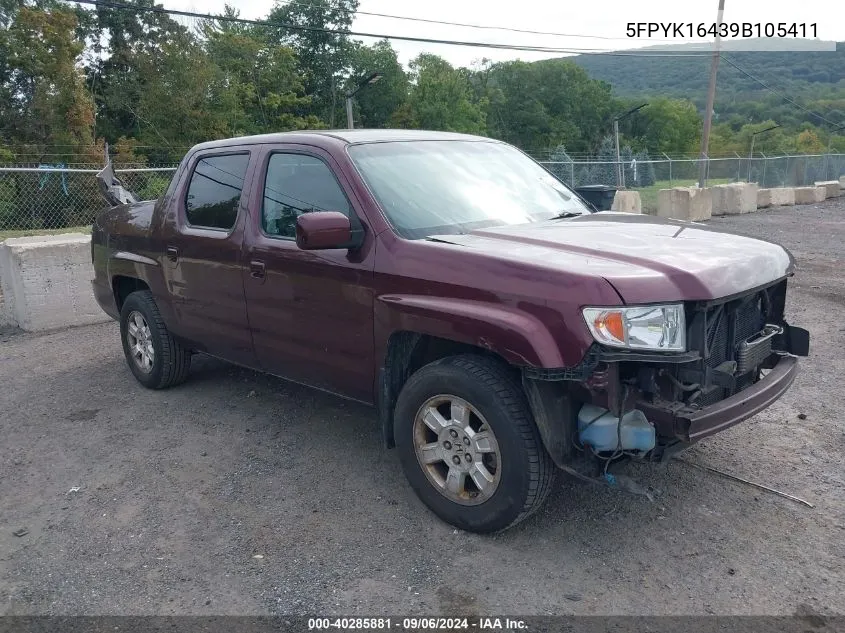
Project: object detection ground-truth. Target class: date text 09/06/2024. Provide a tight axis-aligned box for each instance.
[307,617,528,630]
[626,22,817,38]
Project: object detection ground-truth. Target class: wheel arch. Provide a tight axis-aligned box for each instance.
[378,331,517,449]
[106,251,176,328]
[112,275,151,311]
[375,295,571,450]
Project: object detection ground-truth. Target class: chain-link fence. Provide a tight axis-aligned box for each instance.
[539,153,845,212]
[0,165,176,233]
[540,153,845,189]
[2,153,844,233]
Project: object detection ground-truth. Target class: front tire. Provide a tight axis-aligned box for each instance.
[119,290,191,389]
[394,355,555,533]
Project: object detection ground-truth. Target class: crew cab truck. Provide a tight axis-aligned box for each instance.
[92,130,809,533]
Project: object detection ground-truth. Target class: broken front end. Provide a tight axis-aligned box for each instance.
[523,279,810,466]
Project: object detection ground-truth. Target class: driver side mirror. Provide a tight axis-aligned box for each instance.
[295,211,361,250]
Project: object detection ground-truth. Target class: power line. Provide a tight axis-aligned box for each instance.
[721,55,842,128]
[720,55,844,124]
[272,0,678,42]
[67,0,713,57]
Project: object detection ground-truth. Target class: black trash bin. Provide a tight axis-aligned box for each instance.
[574,184,618,212]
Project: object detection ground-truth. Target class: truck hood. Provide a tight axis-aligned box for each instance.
[432,212,793,304]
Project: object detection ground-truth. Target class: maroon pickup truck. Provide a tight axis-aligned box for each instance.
[92,130,809,533]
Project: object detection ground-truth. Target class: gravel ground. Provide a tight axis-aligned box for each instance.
[1,199,844,617]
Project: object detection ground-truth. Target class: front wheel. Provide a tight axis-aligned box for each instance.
[394,355,555,533]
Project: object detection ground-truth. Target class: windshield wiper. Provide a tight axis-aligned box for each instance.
[552,211,584,219]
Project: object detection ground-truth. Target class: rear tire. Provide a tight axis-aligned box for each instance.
[119,290,191,389]
[394,354,555,533]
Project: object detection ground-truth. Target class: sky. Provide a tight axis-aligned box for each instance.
[161,0,844,67]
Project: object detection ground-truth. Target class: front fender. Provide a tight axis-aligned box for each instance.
[373,294,595,451]
[375,294,581,368]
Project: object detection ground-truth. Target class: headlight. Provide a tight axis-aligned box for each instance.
[582,304,686,351]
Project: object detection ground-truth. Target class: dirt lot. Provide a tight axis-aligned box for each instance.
[1,199,844,617]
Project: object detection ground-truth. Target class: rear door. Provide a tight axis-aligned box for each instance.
[160,147,257,367]
[241,144,377,403]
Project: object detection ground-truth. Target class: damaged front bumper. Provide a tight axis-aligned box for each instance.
[523,283,809,467]
[636,353,798,442]
[577,281,810,447]
[576,318,809,447]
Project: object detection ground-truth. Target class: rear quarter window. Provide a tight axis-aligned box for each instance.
[184,153,250,230]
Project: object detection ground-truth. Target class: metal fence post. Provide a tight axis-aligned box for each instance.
[570,161,575,188]
[662,153,672,185]
[761,153,767,187]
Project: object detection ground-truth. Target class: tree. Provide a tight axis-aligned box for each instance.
[796,128,825,154]
[129,27,219,157]
[483,59,615,154]
[406,54,486,135]
[202,9,320,137]
[0,5,95,159]
[708,120,791,157]
[622,97,701,156]
[85,0,192,144]
[266,0,359,126]
[346,40,407,128]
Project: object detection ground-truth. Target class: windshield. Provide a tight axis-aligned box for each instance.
[347,140,589,239]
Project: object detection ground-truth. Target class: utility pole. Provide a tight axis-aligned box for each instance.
[613,102,648,188]
[345,72,383,130]
[698,0,726,189]
[748,124,780,182]
[613,119,622,187]
[345,99,355,131]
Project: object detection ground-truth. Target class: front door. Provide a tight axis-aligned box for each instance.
[242,145,376,403]
[160,148,257,367]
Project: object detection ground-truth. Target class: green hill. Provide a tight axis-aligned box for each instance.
[573,41,845,107]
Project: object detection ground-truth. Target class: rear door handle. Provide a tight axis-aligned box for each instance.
[166,246,179,262]
[250,260,266,280]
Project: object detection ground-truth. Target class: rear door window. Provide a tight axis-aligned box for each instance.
[185,153,250,230]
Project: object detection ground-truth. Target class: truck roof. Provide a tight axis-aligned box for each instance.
[190,129,499,152]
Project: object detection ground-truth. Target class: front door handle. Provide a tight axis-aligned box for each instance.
[250,260,266,280]
[166,246,179,262]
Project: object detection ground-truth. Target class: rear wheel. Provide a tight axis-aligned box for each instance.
[119,290,191,389]
[394,355,555,533]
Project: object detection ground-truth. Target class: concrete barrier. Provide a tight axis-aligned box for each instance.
[0,285,11,329]
[657,187,712,221]
[712,182,758,215]
[757,187,796,209]
[840,175,845,191]
[814,181,841,199]
[610,190,642,213]
[0,233,109,332]
[793,186,827,205]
